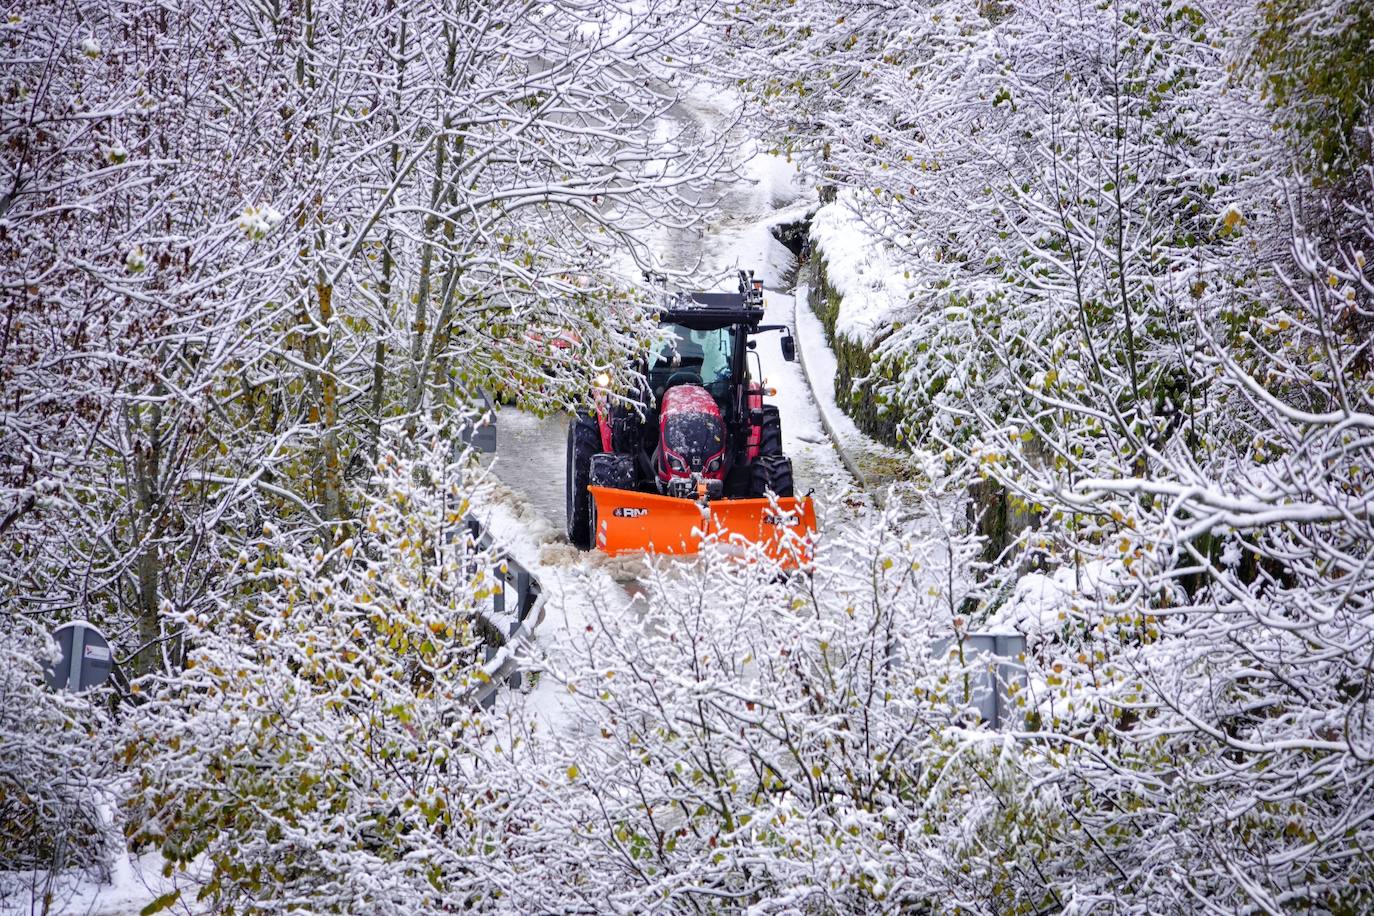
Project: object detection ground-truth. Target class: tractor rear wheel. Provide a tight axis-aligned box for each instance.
[757,405,783,458]
[566,415,600,548]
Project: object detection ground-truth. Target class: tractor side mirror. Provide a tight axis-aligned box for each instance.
[780,334,797,362]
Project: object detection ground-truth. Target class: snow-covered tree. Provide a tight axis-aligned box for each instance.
[122,426,525,912]
[706,0,1374,908]
[1,0,730,661]
[2,0,740,883]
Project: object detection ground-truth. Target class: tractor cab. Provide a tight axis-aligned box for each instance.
[647,290,761,434]
[625,277,790,492]
[647,322,737,407]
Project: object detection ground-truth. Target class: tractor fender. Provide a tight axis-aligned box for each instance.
[597,412,614,454]
[593,391,614,453]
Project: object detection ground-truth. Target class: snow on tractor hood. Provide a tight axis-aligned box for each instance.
[659,385,726,477]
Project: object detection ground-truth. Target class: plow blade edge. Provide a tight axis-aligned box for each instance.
[588,486,816,565]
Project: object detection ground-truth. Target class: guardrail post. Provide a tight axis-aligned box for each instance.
[463,517,482,578]
[492,569,505,617]
[481,645,498,710]
[514,570,531,623]
[506,618,523,691]
[992,633,1026,729]
[457,391,498,454]
[932,632,1027,729]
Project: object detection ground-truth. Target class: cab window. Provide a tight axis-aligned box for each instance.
[649,324,735,397]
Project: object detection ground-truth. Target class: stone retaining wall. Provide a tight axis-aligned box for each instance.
[803,253,908,449]
[804,228,1038,568]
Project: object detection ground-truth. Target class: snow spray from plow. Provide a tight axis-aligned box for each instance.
[589,486,817,566]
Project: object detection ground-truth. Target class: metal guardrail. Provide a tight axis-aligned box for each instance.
[462,516,546,710]
[458,391,498,454]
[450,390,546,708]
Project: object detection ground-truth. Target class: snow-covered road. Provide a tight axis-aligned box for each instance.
[472,84,879,730]
[486,81,857,551]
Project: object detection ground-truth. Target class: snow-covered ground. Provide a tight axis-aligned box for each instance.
[792,279,916,494]
[0,850,208,916]
[808,194,921,347]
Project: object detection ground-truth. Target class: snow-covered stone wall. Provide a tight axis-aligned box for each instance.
[803,195,1042,563]
[803,198,911,449]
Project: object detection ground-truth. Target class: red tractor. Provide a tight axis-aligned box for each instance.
[565,272,816,563]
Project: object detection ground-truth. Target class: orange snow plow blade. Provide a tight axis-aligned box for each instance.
[589,486,816,567]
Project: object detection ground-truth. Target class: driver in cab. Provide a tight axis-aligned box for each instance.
[653,327,731,398]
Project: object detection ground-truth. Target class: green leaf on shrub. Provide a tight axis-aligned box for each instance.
[141,890,181,915]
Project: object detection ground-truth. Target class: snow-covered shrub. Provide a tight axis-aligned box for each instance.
[504,495,1036,911]
[120,427,523,913]
[517,482,1372,911]
[0,618,116,874]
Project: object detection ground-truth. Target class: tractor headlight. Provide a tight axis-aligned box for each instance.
[705,455,723,472]
[667,453,686,472]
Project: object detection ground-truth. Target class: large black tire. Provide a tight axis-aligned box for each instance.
[566,415,600,548]
[758,405,783,458]
[587,452,636,549]
[750,454,795,498]
[590,452,636,489]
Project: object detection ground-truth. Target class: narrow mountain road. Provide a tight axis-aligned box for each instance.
[488,83,854,542]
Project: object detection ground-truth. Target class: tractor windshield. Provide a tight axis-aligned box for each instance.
[649,323,735,398]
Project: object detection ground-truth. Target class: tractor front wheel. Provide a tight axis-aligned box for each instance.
[750,454,795,498]
[757,405,783,458]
